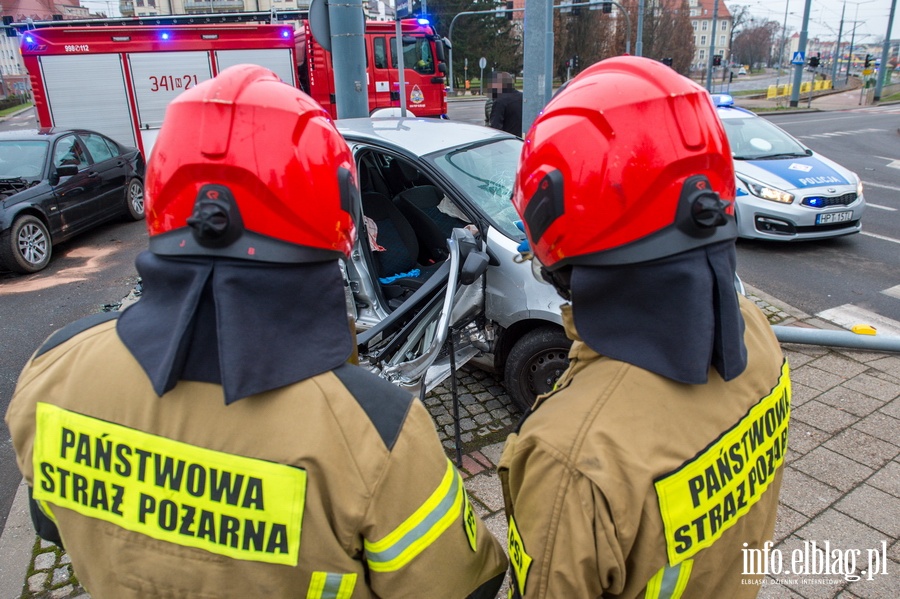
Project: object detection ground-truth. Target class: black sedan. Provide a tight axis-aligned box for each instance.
[0,128,145,273]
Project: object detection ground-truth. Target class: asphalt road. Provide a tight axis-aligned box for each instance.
[0,220,147,532]
[738,108,900,331]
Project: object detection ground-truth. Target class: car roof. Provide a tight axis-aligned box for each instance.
[709,94,757,121]
[0,128,98,142]
[335,117,517,157]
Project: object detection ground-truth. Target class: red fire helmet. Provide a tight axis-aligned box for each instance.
[146,64,358,263]
[514,55,736,271]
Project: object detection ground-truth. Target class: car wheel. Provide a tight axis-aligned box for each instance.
[125,178,145,221]
[504,326,571,413]
[0,214,52,273]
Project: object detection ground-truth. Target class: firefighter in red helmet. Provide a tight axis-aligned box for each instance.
[7,64,506,599]
[498,56,789,598]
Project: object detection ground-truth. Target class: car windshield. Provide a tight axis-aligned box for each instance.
[0,141,48,179]
[430,138,523,239]
[721,115,810,160]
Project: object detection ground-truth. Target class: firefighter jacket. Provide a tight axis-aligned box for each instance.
[498,294,790,598]
[6,314,507,599]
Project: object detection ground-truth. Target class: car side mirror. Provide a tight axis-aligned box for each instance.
[434,41,446,63]
[50,164,78,185]
[460,250,489,285]
[438,63,447,74]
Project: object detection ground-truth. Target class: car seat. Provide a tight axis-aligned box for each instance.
[361,191,442,309]
[387,158,427,195]
[394,185,469,263]
[358,155,392,197]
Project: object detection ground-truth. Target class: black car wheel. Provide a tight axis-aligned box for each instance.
[0,214,52,273]
[504,326,571,413]
[125,178,145,221]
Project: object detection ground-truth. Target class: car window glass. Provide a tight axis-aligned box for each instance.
[374,37,387,69]
[80,133,115,163]
[0,140,48,179]
[390,36,433,74]
[431,139,523,239]
[53,136,89,170]
[721,115,806,159]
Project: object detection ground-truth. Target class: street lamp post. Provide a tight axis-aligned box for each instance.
[775,0,790,90]
[830,1,845,86]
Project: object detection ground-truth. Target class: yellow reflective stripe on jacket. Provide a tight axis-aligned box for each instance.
[32,403,307,566]
[306,572,357,599]
[364,459,463,572]
[645,560,693,599]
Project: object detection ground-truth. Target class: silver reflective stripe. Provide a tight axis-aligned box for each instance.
[307,571,356,599]
[645,560,693,599]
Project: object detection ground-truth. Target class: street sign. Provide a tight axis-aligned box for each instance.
[791,51,805,65]
[308,0,331,52]
[479,56,486,70]
[396,0,410,18]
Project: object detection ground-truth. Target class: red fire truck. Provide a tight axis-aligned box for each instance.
[296,18,448,120]
[19,16,447,156]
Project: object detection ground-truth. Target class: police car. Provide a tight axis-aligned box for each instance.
[712,94,865,241]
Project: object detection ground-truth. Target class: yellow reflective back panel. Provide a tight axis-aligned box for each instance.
[655,361,790,565]
[32,403,306,566]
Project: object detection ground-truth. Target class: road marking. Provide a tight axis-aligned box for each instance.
[797,128,885,140]
[863,180,900,192]
[866,203,896,211]
[883,285,900,300]
[861,231,900,244]
[817,304,900,337]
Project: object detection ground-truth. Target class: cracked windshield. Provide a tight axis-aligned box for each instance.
[431,138,523,240]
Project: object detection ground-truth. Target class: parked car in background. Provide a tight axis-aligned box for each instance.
[337,117,568,411]
[712,94,865,241]
[0,128,145,273]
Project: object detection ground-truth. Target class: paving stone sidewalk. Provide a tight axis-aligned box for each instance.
[11,292,900,599]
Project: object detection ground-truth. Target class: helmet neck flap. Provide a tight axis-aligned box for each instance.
[569,240,747,384]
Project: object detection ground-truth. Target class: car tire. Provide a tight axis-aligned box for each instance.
[504,326,571,413]
[124,178,145,221]
[0,214,52,273]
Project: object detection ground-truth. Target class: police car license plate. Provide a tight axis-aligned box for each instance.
[816,211,852,225]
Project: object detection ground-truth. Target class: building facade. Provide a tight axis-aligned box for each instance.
[688,0,731,72]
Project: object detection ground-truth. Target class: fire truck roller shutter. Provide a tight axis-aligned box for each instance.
[39,54,137,148]
[215,49,296,87]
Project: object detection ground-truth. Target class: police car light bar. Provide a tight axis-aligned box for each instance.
[710,93,734,107]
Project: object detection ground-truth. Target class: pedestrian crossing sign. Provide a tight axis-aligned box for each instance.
[791,52,805,65]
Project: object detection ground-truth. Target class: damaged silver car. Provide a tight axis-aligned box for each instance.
[339,117,568,411]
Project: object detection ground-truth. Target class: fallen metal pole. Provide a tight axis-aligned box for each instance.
[773,326,900,353]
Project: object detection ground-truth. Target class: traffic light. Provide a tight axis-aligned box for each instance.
[712,55,722,66]
[573,54,580,70]
[601,2,613,13]
[864,54,872,68]
[808,55,819,68]
[506,0,514,20]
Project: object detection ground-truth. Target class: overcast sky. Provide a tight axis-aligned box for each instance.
[742,0,898,46]
[75,0,899,48]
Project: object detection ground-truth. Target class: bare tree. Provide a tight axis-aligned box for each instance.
[731,19,779,72]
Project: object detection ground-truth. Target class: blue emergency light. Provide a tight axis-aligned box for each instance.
[281,28,291,38]
[24,35,33,43]
[417,17,430,25]
[805,197,825,207]
[710,93,734,107]
[160,32,171,41]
